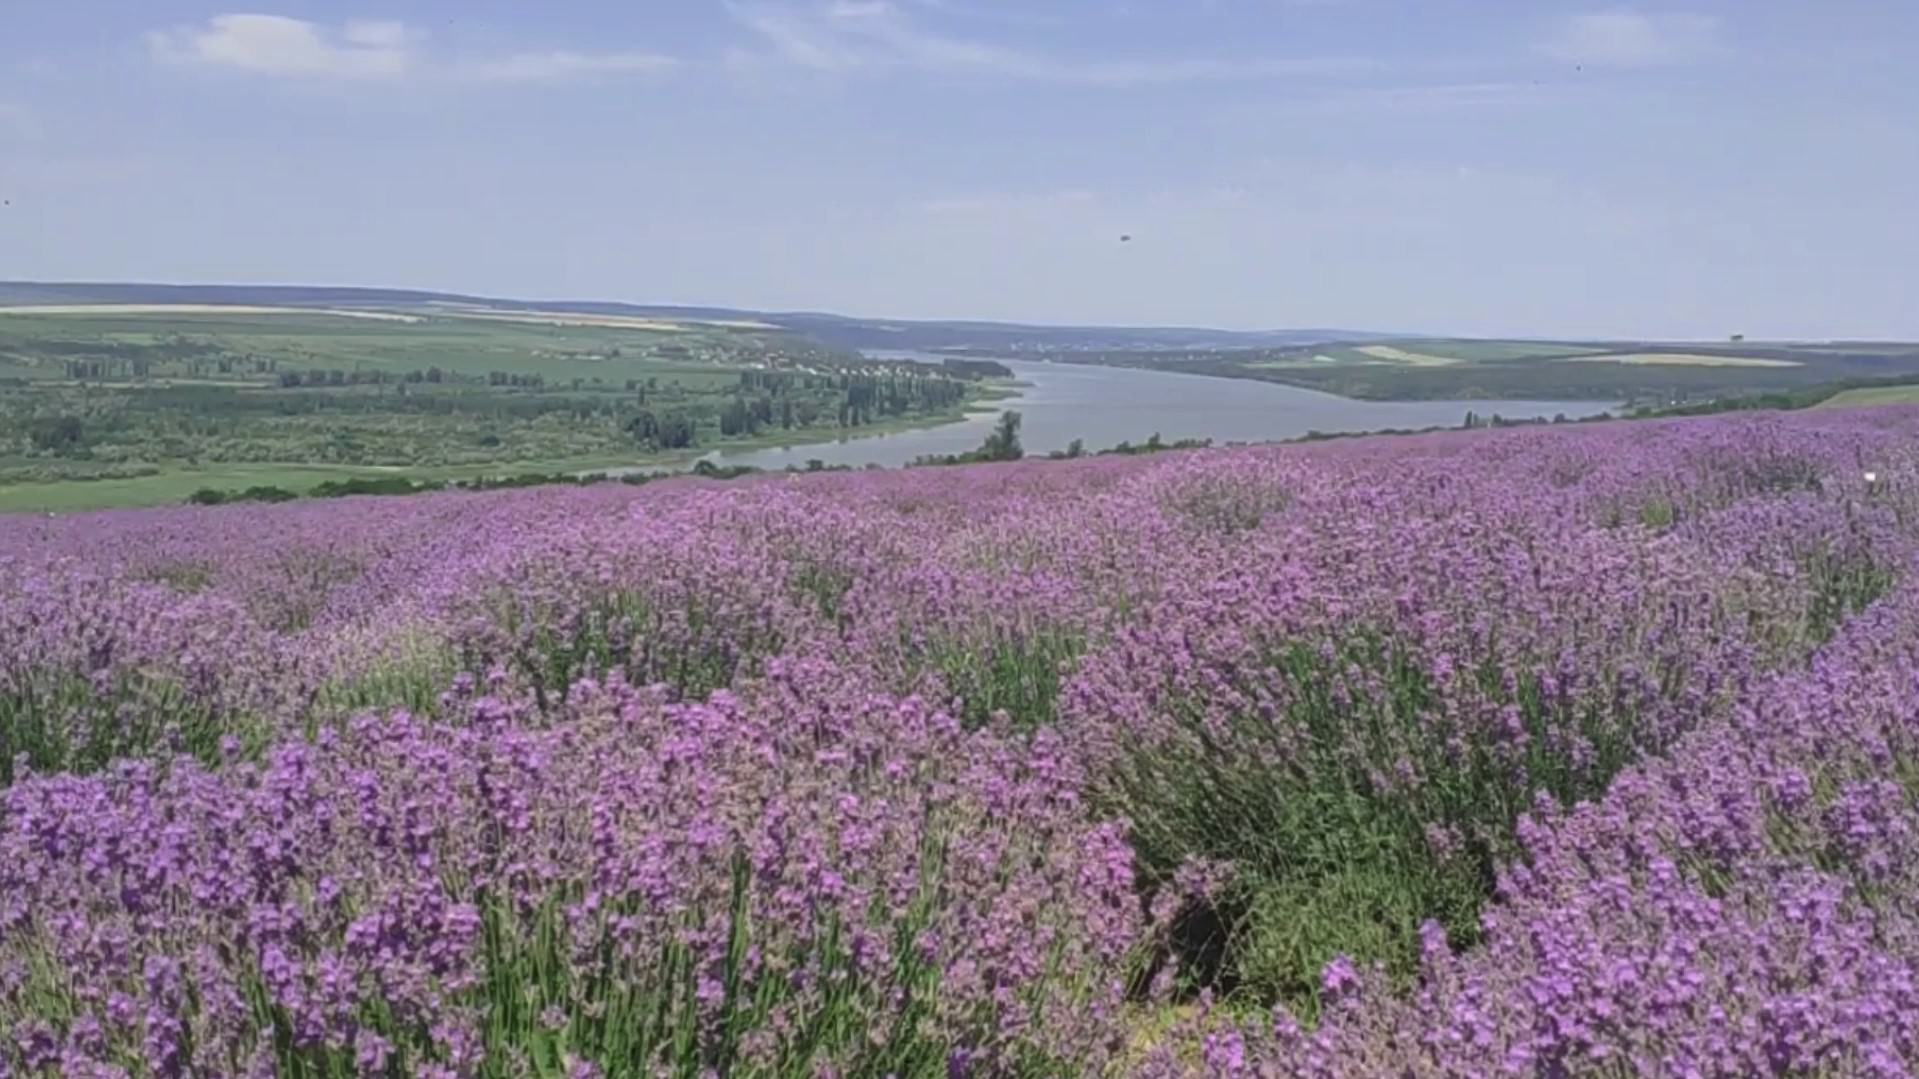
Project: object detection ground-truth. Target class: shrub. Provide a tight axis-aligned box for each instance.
[0,663,1148,1076]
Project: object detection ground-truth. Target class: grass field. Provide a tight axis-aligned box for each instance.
[0,454,685,513]
[0,464,400,512]
[1818,384,1919,408]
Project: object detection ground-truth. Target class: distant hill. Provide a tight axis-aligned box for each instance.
[761,312,1391,352]
[0,281,1394,353]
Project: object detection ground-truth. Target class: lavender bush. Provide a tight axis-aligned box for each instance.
[0,661,1144,1076]
[4,405,1919,1075]
[1136,578,1919,1076]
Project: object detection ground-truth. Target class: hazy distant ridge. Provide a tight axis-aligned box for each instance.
[0,281,1395,352]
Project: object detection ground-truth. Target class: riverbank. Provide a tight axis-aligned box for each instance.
[0,388,1011,514]
[0,356,1609,513]
[601,382,1021,478]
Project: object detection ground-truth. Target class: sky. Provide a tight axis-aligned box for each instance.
[0,1,1914,338]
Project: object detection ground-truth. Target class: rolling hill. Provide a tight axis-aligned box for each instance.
[0,281,1393,354]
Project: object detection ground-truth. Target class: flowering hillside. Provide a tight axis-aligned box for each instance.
[5,407,1919,1076]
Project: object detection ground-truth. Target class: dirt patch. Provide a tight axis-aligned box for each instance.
[1356,345,1462,367]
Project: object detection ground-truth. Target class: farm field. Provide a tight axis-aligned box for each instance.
[1330,342,1605,366]
[0,304,426,322]
[1557,351,1803,367]
[1350,344,1462,366]
[6,404,1919,1074]
[0,307,817,382]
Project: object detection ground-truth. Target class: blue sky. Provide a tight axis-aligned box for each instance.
[0,2,1913,337]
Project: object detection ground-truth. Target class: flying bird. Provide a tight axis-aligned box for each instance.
[1119,234,1132,243]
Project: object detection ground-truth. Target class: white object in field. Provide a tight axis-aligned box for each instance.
[1865,471,1879,483]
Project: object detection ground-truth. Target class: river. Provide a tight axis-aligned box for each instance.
[690,353,1613,472]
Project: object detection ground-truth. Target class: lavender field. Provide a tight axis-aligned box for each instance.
[5,405,1919,1077]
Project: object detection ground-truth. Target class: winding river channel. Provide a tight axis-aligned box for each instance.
[695,353,1613,471]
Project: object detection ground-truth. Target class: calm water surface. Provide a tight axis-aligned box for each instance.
[697,353,1613,471]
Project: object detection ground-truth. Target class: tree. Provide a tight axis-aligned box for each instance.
[626,410,658,446]
[637,411,697,450]
[30,416,85,453]
[977,410,1024,462]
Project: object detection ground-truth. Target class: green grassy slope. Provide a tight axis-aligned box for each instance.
[0,308,989,511]
[1817,384,1919,409]
[1051,339,1919,405]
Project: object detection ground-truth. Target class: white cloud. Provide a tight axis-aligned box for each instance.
[728,1,1367,85]
[148,14,676,85]
[149,14,414,80]
[342,20,411,50]
[729,7,858,70]
[1540,12,1721,67]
